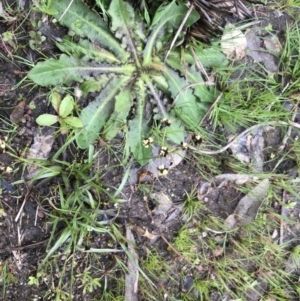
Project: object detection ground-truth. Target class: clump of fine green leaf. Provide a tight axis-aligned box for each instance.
[28,0,228,165]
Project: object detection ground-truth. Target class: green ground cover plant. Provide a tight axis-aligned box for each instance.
[28,0,226,165]
[36,92,83,133]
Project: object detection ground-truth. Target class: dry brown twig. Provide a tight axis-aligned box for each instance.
[188,121,300,155]
[278,104,298,151]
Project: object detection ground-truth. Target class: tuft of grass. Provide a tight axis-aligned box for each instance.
[182,187,205,220]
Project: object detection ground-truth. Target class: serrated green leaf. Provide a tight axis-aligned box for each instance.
[170,46,228,69]
[76,76,130,149]
[80,76,110,96]
[51,92,61,114]
[28,54,135,86]
[115,89,133,112]
[166,55,218,104]
[185,66,220,109]
[59,95,74,118]
[108,0,145,67]
[103,89,132,140]
[144,1,199,65]
[56,38,120,63]
[126,79,151,165]
[151,74,169,93]
[36,114,59,126]
[48,0,128,61]
[63,116,83,128]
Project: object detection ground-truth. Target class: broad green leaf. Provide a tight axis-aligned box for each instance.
[36,114,59,126]
[103,116,124,140]
[103,88,132,140]
[163,67,201,131]
[28,54,135,86]
[76,76,130,149]
[59,95,74,118]
[163,118,185,144]
[144,1,199,65]
[63,116,83,128]
[48,0,128,61]
[151,1,199,28]
[50,92,61,114]
[126,79,151,165]
[108,0,146,67]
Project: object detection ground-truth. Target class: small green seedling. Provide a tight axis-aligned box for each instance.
[36,92,83,133]
[29,30,46,50]
[29,19,46,50]
[2,31,17,51]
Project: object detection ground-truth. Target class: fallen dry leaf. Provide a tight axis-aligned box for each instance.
[130,225,159,240]
[215,174,258,185]
[264,36,282,56]
[142,229,159,240]
[10,101,25,124]
[130,225,145,236]
[212,248,224,258]
[249,127,265,172]
[26,127,55,177]
[127,144,186,184]
[227,133,250,163]
[125,227,139,301]
[225,178,270,229]
[221,23,247,59]
[151,192,173,215]
[246,29,277,72]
